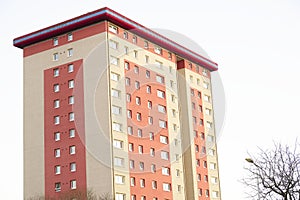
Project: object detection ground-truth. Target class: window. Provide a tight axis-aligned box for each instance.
[126,93,131,102]
[129,160,135,169]
[204,175,208,182]
[205,189,209,197]
[210,162,217,170]
[172,110,176,117]
[198,188,202,196]
[68,64,74,73]
[205,108,211,115]
[54,132,60,141]
[211,177,218,184]
[157,90,165,98]
[55,165,61,174]
[67,48,73,57]
[195,145,199,152]
[199,105,203,112]
[54,116,60,125]
[67,33,73,41]
[203,82,209,89]
[53,68,59,77]
[212,191,219,198]
[132,35,137,43]
[115,193,125,200]
[198,91,202,98]
[125,77,131,86]
[207,135,214,143]
[114,157,124,167]
[135,96,141,105]
[197,78,201,85]
[111,72,120,81]
[208,149,215,156]
[163,183,171,192]
[109,40,118,49]
[54,99,60,108]
[160,135,168,144]
[155,60,162,68]
[112,105,121,115]
[130,177,135,186]
[70,162,76,172]
[145,55,149,63]
[146,70,150,78]
[133,50,138,58]
[134,66,139,74]
[138,130,142,138]
[156,75,164,84]
[154,46,162,55]
[168,52,172,59]
[115,175,125,184]
[151,164,156,172]
[139,162,144,171]
[206,121,213,129]
[189,63,193,69]
[124,62,130,70]
[128,143,133,152]
[70,180,76,189]
[109,24,118,33]
[203,69,208,76]
[54,84,59,92]
[68,80,74,88]
[149,132,154,140]
[140,179,145,187]
[112,122,122,132]
[113,140,123,149]
[144,41,149,49]
[150,148,155,157]
[124,46,129,55]
[53,38,58,46]
[162,167,170,175]
[202,147,207,155]
[171,94,175,102]
[128,126,133,135]
[157,105,166,113]
[110,56,119,66]
[69,112,75,121]
[69,129,75,138]
[146,85,151,93]
[127,110,132,118]
[169,66,173,74]
[136,113,142,121]
[152,180,157,189]
[173,124,177,131]
[69,96,74,105]
[138,145,143,154]
[177,185,182,192]
[170,80,174,88]
[193,116,197,124]
[159,120,167,129]
[197,174,201,181]
[176,169,180,177]
[131,195,136,200]
[69,146,76,155]
[123,31,128,39]
[53,53,59,61]
[190,75,193,83]
[196,159,200,166]
[111,89,120,98]
[199,119,204,126]
[148,116,153,125]
[135,81,140,89]
[147,101,152,109]
[200,132,205,140]
[204,95,210,102]
[161,151,169,160]
[54,149,60,158]
[141,196,146,200]
[190,89,194,96]
[55,182,61,192]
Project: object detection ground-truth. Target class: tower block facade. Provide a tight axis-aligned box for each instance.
[14,7,221,200]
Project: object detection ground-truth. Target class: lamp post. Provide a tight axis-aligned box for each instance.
[245,158,260,200]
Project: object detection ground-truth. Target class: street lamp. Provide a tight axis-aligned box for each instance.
[245,158,260,200]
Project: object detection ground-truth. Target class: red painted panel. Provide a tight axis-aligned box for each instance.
[44,59,86,198]
[124,60,173,200]
[24,22,107,57]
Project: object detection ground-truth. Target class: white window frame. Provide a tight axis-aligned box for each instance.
[109,24,118,33]
[70,162,76,172]
[157,90,165,98]
[113,140,123,149]
[70,146,76,155]
[160,135,168,144]
[67,48,73,57]
[68,64,74,73]
[112,122,122,132]
[112,105,121,115]
[54,132,60,141]
[161,151,169,160]
[54,84,60,92]
[111,72,120,81]
[115,175,125,184]
[53,38,58,46]
[68,80,74,88]
[70,180,76,189]
[114,157,124,167]
[54,116,60,125]
[53,53,58,61]
[67,33,73,41]
[55,165,61,174]
[55,149,60,158]
[54,99,60,108]
[69,96,74,105]
[69,112,75,121]
[163,183,171,192]
[53,68,59,77]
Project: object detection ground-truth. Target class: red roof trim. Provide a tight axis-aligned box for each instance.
[13,7,218,71]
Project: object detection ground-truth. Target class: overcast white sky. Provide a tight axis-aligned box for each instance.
[1,0,300,199]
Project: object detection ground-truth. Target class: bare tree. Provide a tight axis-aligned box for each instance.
[243,142,300,200]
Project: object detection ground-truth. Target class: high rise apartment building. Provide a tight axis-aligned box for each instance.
[14,7,221,200]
